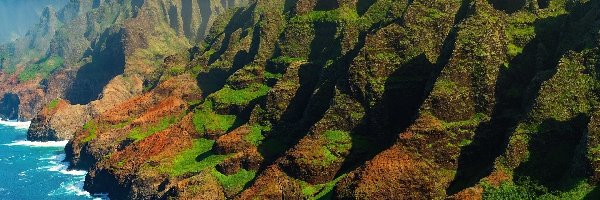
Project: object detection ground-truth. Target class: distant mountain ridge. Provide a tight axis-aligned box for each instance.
[0,0,68,44]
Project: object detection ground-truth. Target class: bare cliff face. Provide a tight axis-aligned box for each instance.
[27,99,90,141]
[10,0,600,199]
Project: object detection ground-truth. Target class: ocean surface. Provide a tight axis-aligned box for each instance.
[0,121,107,200]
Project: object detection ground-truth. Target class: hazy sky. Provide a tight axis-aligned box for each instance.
[0,0,68,44]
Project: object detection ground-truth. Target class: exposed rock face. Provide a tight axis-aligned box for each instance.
[7,0,600,199]
[66,74,202,199]
[27,99,90,141]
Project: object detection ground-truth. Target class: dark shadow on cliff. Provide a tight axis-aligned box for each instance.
[585,186,600,200]
[196,0,213,41]
[514,115,589,191]
[488,0,526,14]
[335,0,473,180]
[284,0,299,13]
[336,54,435,176]
[0,93,19,120]
[538,0,550,9]
[258,21,341,163]
[195,150,214,162]
[422,0,471,103]
[314,0,339,11]
[308,22,340,63]
[84,168,129,200]
[357,0,376,16]
[197,4,257,96]
[447,0,600,192]
[280,63,322,124]
[447,11,583,194]
[65,29,125,105]
[182,0,194,39]
[207,4,255,64]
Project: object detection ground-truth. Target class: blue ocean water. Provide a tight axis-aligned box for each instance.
[0,121,106,200]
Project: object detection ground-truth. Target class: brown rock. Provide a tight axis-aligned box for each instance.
[335,145,446,199]
[215,125,253,154]
[27,99,91,141]
[237,166,303,200]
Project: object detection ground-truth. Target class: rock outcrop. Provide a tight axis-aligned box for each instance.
[27,99,90,141]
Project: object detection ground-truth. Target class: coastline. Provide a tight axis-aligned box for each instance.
[0,119,108,199]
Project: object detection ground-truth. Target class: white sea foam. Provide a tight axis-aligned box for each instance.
[60,168,87,176]
[64,182,90,196]
[44,154,108,198]
[0,119,31,129]
[39,154,87,176]
[39,154,61,160]
[3,140,68,147]
[93,194,110,200]
[49,181,90,197]
[48,177,110,199]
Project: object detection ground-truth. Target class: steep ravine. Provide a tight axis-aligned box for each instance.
[9,0,600,199]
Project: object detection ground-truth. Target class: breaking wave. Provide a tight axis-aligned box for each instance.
[3,140,68,147]
[0,119,30,130]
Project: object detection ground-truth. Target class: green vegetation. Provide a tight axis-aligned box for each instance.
[244,125,267,146]
[168,66,186,76]
[530,52,596,121]
[190,64,204,75]
[322,130,352,165]
[82,121,98,143]
[18,56,64,82]
[504,1,570,60]
[291,6,359,24]
[483,181,536,199]
[112,119,132,129]
[483,180,596,200]
[47,99,60,110]
[442,113,490,129]
[300,130,352,167]
[288,2,395,33]
[161,139,229,177]
[132,22,190,69]
[211,168,256,194]
[300,174,347,199]
[264,71,283,80]
[270,56,306,65]
[433,79,469,96]
[127,116,179,142]
[504,12,536,59]
[9,0,600,199]
[192,101,238,134]
[459,139,473,147]
[507,44,524,58]
[211,84,270,106]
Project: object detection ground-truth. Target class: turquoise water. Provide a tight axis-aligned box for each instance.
[0,122,106,199]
